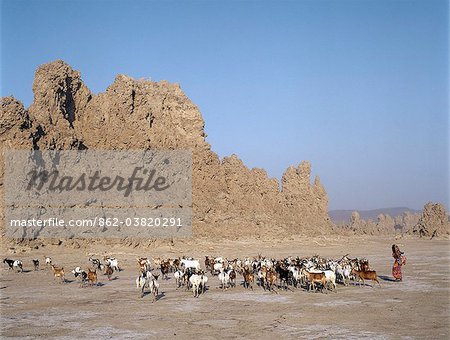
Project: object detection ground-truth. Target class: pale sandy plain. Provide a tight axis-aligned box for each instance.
[1,236,449,339]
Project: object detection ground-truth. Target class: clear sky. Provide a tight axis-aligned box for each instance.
[1,0,448,211]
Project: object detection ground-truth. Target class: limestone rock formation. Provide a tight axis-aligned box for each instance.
[1,60,332,240]
[346,211,374,235]
[376,214,395,233]
[401,211,421,233]
[338,203,449,238]
[346,212,401,235]
[411,202,450,238]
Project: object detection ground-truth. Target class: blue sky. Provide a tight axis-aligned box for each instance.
[1,0,448,211]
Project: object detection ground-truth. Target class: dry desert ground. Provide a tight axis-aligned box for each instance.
[1,236,449,339]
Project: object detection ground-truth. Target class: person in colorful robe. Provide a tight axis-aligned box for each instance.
[392,244,406,281]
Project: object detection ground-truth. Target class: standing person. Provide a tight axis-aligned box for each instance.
[392,244,406,281]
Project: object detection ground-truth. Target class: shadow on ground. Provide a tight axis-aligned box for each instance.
[379,275,397,282]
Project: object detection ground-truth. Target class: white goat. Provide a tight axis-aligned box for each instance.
[181,259,201,271]
[136,271,153,289]
[189,273,208,297]
[136,271,159,300]
[72,267,87,286]
[148,276,159,299]
[218,270,230,289]
[13,260,23,272]
[213,262,224,273]
[72,266,82,275]
[288,266,302,287]
[174,269,184,289]
[323,270,337,291]
[337,264,351,286]
[44,256,52,266]
[105,257,120,272]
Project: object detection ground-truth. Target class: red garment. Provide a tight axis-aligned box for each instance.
[392,255,406,280]
[392,260,402,280]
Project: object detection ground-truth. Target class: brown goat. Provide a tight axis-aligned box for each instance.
[266,269,278,293]
[306,271,327,293]
[352,269,380,287]
[160,263,170,280]
[105,265,114,281]
[242,266,254,290]
[172,258,181,271]
[51,265,65,283]
[87,268,98,286]
[204,256,214,273]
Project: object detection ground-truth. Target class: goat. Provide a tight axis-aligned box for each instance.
[72,267,88,286]
[136,270,160,300]
[14,260,23,272]
[137,257,152,272]
[323,270,337,291]
[104,257,120,272]
[265,269,278,293]
[306,267,336,291]
[160,262,170,280]
[88,257,103,271]
[213,262,224,275]
[200,272,208,292]
[174,269,184,289]
[335,264,351,286]
[242,266,254,290]
[351,269,380,287]
[218,270,230,290]
[51,265,65,283]
[136,270,153,296]
[71,266,83,276]
[181,259,201,271]
[228,269,237,288]
[87,268,98,286]
[104,264,114,281]
[3,259,23,272]
[288,266,302,288]
[149,274,160,300]
[275,264,289,290]
[205,256,214,273]
[257,266,268,289]
[298,268,309,288]
[172,258,181,271]
[189,272,208,297]
[306,271,327,293]
[32,259,40,271]
[183,267,196,290]
[44,256,52,267]
[3,258,15,270]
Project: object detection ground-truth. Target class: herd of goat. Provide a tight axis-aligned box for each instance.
[3,253,381,300]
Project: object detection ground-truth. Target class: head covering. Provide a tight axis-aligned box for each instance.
[392,244,402,258]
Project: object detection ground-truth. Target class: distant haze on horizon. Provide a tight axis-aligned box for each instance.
[1,0,448,211]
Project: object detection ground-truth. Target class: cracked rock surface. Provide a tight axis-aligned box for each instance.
[1,60,332,241]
